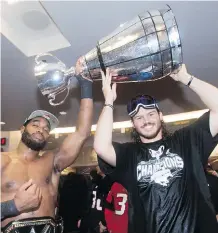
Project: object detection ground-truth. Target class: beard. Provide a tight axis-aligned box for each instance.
[138,122,162,140]
[21,130,46,151]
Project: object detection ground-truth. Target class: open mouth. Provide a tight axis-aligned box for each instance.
[32,133,44,141]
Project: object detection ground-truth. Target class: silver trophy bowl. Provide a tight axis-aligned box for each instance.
[34,53,76,106]
[35,5,182,106]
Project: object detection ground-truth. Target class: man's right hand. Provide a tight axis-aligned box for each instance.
[14,179,42,213]
[101,68,117,105]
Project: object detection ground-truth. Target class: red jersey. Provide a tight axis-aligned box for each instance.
[105,182,128,233]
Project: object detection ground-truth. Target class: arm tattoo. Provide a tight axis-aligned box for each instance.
[1,199,19,220]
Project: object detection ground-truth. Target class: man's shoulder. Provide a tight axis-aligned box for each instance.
[114,141,137,148]
[170,126,190,138]
[165,126,198,148]
[1,151,11,157]
[1,152,12,170]
[124,141,136,146]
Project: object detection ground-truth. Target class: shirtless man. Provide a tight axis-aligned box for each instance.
[1,76,93,233]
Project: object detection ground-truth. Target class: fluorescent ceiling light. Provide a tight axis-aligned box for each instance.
[6,0,20,4]
[50,109,209,134]
[59,112,67,115]
[163,109,208,123]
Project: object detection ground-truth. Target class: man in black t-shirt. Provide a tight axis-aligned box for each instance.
[205,165,218,221]
[207,139,218,220]
[58,172,89,233]
[93,65,218,233]
[206,144,218,221]
[80,169,112,233]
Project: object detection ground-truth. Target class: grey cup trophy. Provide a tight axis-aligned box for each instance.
[35,5,182,106]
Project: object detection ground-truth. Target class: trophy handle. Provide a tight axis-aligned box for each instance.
[48,88,70,106]
[48,80,71,106]
[35,53,66,67]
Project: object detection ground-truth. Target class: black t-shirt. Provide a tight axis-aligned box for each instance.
[58,173,89,231]
[98,111,218,233]
[206,173,218,214]
[89,176,113,230]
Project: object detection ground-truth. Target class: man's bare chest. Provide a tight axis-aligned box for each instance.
[1,157,55,195]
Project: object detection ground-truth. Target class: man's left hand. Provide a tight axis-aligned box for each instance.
[99,221,107,233]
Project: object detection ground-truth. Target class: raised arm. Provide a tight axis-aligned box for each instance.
[170,64,218,137]
[53,76,93,172]
[94,69,117,166]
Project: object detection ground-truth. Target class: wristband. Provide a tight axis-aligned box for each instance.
[1,199,19,220]
[76,75,93,99]
[104,104,114,110]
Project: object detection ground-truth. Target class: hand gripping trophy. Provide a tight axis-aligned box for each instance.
[34,5,182,106]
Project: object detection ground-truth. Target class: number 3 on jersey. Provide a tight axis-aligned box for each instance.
[115,193,127,215]
[92,191,102,211]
